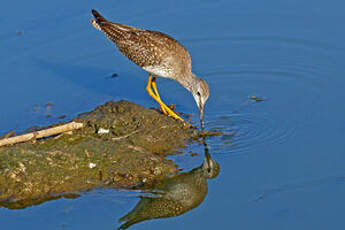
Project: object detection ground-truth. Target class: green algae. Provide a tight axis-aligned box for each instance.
[0,100,204,209]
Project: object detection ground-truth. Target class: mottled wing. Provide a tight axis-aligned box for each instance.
[115,30,168,68]
[91,9,191,76]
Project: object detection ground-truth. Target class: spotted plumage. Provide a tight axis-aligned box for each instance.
[91,9,209,126]
[118,147,219,229]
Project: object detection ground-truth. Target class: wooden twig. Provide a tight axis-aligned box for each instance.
[0,121,84,147]
[112,129,142,141]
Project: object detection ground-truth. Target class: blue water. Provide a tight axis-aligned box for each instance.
[1,0,345,229]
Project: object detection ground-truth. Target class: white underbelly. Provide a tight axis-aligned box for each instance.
[142,65,175,79]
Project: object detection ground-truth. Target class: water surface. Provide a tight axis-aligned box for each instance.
[1,0,345,229]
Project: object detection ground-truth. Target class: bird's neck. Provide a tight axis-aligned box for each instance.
[177,72,199,93]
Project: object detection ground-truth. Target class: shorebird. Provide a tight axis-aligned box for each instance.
[90,9,209,126]
[118,143,219,229]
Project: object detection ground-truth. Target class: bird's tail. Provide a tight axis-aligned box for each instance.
[90,9,108,31]
[91,9,107,23]
[90,9,142,42]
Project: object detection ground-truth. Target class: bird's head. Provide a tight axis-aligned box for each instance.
[202,146,220,179]
[191,77,210,127]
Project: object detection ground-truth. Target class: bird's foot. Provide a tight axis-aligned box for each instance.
[160,104,184,122]
[160,105,168,115]
[160,104,176,115]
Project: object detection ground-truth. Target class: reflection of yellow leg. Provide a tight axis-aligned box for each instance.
[152,75,168,115]
[146,74,184,122]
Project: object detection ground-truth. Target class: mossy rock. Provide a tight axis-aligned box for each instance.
[0,100,201,209]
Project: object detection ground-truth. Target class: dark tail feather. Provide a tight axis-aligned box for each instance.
[91,9,107,23]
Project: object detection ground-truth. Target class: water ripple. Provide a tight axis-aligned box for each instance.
[207,110,299,155]
[199,35,334,155]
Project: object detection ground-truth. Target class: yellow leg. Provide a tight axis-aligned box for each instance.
[146,74,184,122]
[151,75,168,115]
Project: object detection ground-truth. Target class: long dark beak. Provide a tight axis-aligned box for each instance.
[202,136,211,167]
[199,103,205,129]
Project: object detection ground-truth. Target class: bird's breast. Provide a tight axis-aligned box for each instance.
[143,64,175,78]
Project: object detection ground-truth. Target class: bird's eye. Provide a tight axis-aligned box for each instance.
[197,91,201,96]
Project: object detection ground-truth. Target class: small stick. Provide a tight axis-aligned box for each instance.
[0,121,84,147]
[112,129,142,141]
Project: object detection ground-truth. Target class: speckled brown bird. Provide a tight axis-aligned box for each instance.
[90,9,209,126]
[118,144,219,229]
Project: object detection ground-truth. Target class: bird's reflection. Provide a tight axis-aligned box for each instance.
[118,138,220,229]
